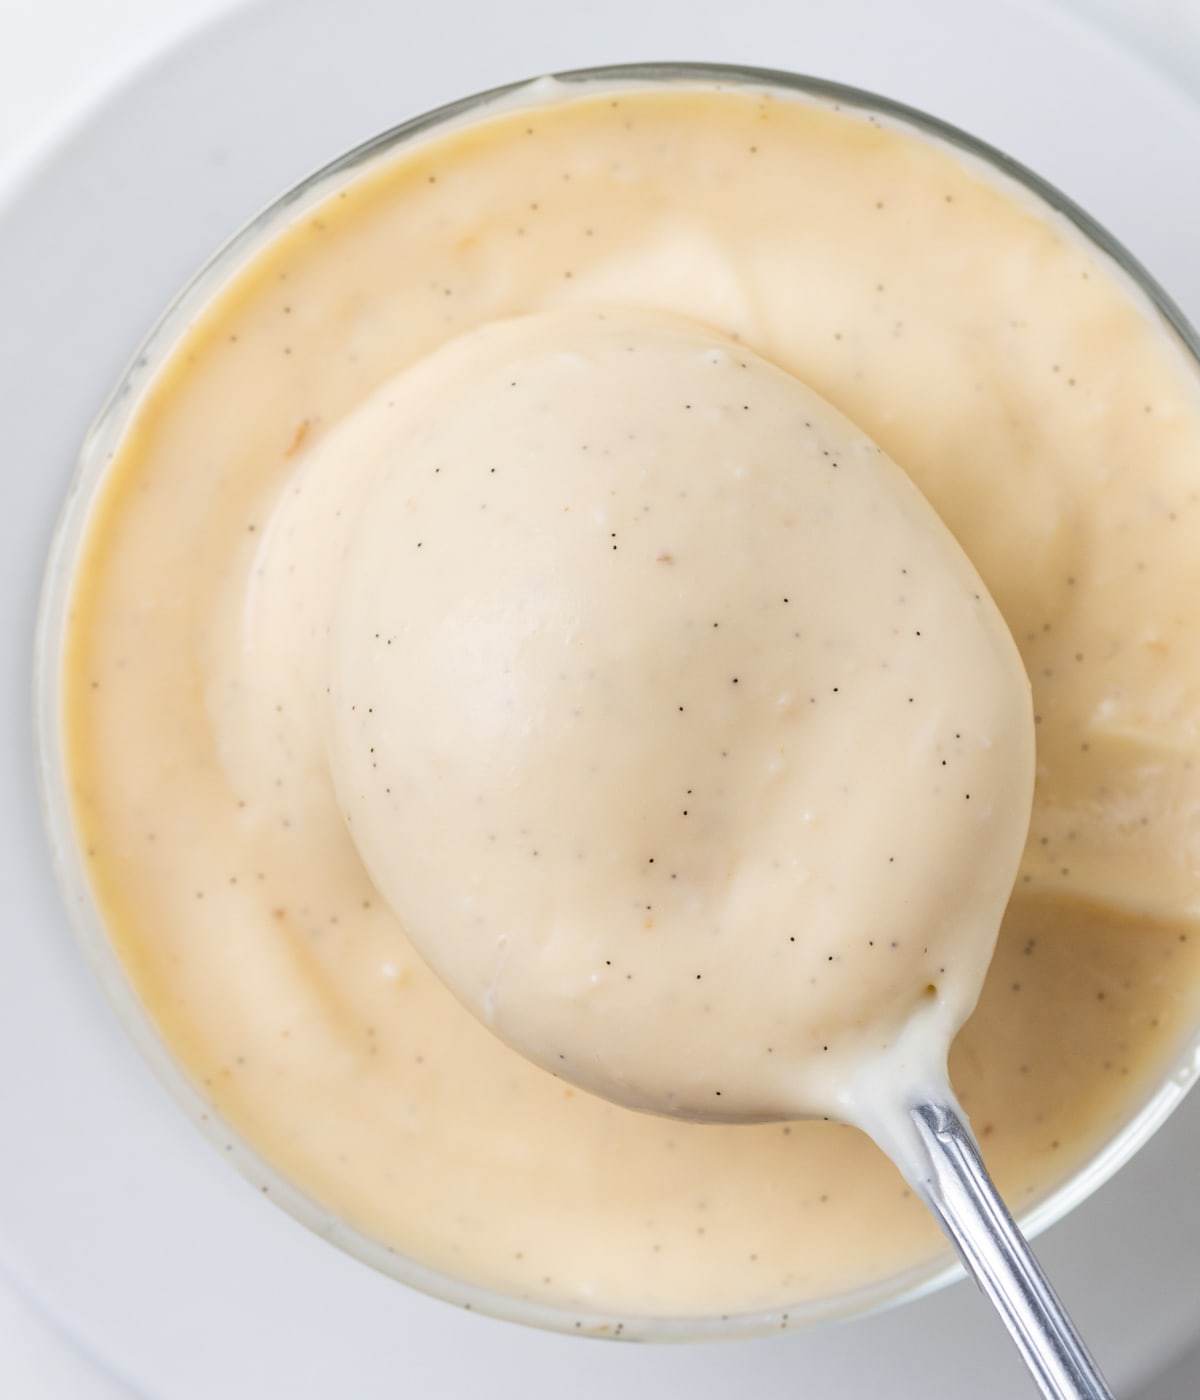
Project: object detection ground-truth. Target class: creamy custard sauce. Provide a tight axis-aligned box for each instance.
[62,81,1200,1321]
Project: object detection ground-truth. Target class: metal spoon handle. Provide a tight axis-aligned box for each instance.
[906,1100,1113,1399]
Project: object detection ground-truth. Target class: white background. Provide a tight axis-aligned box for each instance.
[2,1,1200,1395]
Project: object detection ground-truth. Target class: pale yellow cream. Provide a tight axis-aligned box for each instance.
[277,302,1034,1124]
[62,81,1200,1322]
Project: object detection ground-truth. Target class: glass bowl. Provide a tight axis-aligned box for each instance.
[34,61,1200,1342]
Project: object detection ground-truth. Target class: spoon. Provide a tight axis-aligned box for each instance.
[889,1097,1112,1398]
[324,306,1113,1396]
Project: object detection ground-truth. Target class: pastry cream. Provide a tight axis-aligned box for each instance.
[285,302,1034,1124]
[59,78,1200,1322]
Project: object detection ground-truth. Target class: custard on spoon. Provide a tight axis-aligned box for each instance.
[326,304,1032,1123]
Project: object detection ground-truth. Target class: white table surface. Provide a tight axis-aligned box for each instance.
[3,2,1200,1396]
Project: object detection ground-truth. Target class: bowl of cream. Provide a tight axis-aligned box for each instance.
[35,62,1200,1340]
